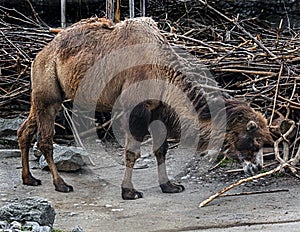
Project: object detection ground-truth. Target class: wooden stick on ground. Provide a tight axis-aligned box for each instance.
[199,164,284,207]
[219,188,289,197]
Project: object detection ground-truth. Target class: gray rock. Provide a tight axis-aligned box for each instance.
[23,221,40,232]
[0,149,21,159]
[39,144,85,172]
[72,225,85,232]
[31,142,41,159]
[0,118,24,149]
[0,118,24,134]
[24,221,51,232]
[39,226,51,232]
[0,197,56,227]
[10,221,21,230]
[0,221,9,229]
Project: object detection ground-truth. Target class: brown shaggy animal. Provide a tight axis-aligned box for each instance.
[18,17,273,200]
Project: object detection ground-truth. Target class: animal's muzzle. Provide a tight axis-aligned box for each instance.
[241,148,264,176]
[243,160,262,176]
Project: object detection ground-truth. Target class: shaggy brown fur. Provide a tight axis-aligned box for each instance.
[18,17,273,199]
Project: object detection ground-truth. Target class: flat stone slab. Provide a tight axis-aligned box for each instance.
[0,149,21,158]
[0,118,24,149]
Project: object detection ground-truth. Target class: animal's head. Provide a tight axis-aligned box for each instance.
[223,100,274,175]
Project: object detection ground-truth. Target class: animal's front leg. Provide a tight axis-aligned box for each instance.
[154,141,185,194]
[121,138,143,200]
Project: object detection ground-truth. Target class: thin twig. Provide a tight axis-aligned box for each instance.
[208,156,227,171]
[219,188,289,197]
[274,120,296,168]
[269,63,284,126]
[199,164,284,207]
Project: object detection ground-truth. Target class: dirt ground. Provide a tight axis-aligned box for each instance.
[0,141,300,232]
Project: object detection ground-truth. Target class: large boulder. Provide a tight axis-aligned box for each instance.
[0,117,24,149]
[0,197,56,227]
[38,144,86,172]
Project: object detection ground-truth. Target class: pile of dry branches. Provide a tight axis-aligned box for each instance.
[163,1,300,171]
[0,6,53,117]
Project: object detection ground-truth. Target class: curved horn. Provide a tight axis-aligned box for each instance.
[246,120,258,132]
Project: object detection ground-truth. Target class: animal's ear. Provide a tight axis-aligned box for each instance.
[246,120,258,132]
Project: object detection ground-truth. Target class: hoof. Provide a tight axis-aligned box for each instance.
[54,180,74,193]
[23,175,42,186]
[122,187,143,200]
[160,181,185,193]
[55,184,73,193]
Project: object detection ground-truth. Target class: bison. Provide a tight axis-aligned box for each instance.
[18,17,273,200]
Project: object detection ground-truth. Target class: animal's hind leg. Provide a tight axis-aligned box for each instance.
[36,102,73,192]
[17,106,40,186]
